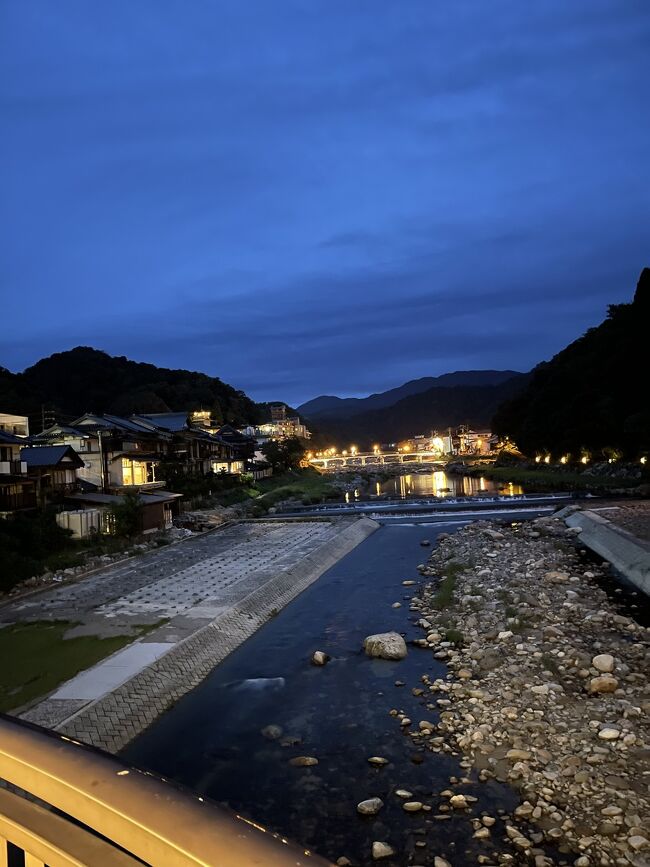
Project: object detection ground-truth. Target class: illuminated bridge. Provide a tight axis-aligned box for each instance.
[0,714,328,867]
[309,450,446,469]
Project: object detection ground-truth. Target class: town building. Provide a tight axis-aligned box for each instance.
[20,445,85,506]
[0,430,35,514]
[0,413,29,437]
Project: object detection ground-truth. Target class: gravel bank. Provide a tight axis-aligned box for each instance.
[409,514,649,867]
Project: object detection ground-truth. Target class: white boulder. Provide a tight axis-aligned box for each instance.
[363,632,408,660]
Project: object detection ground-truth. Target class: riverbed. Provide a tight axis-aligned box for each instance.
[123,510,547,866]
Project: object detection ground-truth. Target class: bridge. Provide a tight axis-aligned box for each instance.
[0,713,328,866]
[309,450,447,469]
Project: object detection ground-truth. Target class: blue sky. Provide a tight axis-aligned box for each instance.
[1,1,649,404]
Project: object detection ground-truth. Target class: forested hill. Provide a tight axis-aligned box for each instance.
[311,375,528,448]
[492,268,650,457]
[0,347,262,429]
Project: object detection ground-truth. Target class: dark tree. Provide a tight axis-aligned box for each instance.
[492,269,650,458]
[260,437,305,471]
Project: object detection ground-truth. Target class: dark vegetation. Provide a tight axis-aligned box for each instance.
[260,436,305,472]
[493,269,650,458]
[0,508,146,595]
[0,512,79,592]
[0,346,262,427]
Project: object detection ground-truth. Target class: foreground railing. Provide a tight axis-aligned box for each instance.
[0,714,331,866]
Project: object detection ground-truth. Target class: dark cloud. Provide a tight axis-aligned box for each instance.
[1,0,649,403]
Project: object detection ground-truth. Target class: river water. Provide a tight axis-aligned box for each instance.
[343,471,524,503]
[123,509,548,866]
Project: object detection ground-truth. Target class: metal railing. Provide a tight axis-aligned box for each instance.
[0,714,331,866]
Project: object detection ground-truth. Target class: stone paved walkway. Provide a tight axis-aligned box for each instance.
[10,518,378,750]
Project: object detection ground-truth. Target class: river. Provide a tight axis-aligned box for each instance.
[123,507,549,866]
[341,470,523,503]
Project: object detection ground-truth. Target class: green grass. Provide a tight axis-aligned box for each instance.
[431,560,470,610]
[0,620,149,712]
[443,627,465,646]
[469,466,641,491]
[243,468,341,515]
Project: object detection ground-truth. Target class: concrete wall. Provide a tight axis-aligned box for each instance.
[566,510,650,597]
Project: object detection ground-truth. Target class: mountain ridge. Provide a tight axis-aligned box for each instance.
[298,369,524,419]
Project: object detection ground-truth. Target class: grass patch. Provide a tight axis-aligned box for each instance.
[467,465,641,492]
[431,560,469,610]
[0,620,147,712]
[443,627,465,646]
[541,654,562,678]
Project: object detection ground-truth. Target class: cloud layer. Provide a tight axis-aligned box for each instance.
[1,1,649,403]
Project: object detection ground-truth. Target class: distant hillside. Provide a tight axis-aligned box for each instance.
[314,375,529,448]
[493,268,650,457]
[299,370,523,419]
[0,347,262,430]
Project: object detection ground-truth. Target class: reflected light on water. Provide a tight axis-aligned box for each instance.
[381,471,523,499]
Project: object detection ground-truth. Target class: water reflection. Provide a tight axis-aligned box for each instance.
[379,471,523,499]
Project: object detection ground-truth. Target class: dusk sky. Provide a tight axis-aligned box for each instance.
[2,2,649,405]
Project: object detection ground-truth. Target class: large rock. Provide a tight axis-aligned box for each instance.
[363,632,408,660]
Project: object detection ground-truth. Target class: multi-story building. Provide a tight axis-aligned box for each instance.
[0,430,35,513]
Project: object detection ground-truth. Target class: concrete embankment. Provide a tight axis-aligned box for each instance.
[565,508,650,596]
[20,517,378,753]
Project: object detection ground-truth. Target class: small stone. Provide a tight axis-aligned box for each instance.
[588,675,618,694]
[372,841,396,860]
[449,794,469,809]
[497,631,513,640]
[601,805,623,817]
[474,827,490,840]
[395,789,413,798]
[289,756,318,766]
[261,724,283,740]
[592,653,615,673]
[311,650,329,666]
[403,801,423,812]
[391,602,402,608]
[337,859,352,867]
[506,749,531,761]
[597,728,620,741]
[434,858,452,867]
[357,797,384,815]
[402,580,416,586]
[368,756,389,766]
[628,836,649,852]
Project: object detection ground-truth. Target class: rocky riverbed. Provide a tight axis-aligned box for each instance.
[406,514,649,866]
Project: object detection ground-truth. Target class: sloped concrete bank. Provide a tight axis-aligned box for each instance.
[565,509,650,597]
[27,517,379,753]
